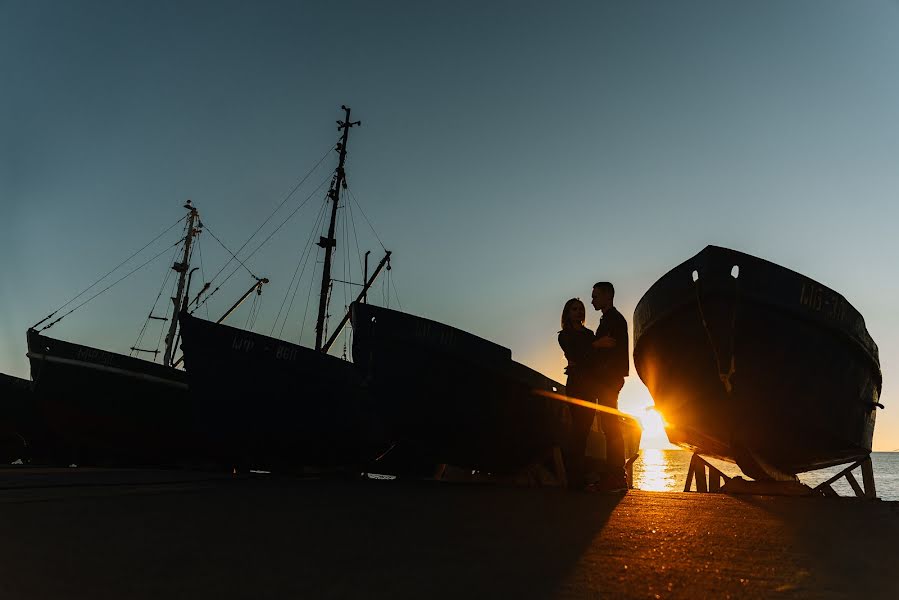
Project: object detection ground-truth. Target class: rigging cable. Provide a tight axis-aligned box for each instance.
[391,271,403,311]
[345,194,365,277]
[151,220,195,359]
[341,204,349,324]
[200,142,337,292]
[244,290,263,331]
[153,261,181,361]
[130,240,181,356]
[192,172,334,315]
[346,186,387,251]
[39,238,183,332]
[341,203,350,356]
[277,199,329,338]
[32,213,188,329]
[203,222,257,280]
[297,259,321,344]
[196,236,210,319]
[272,196,329,338]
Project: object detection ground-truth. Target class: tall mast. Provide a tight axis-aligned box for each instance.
[163,200,200,367]
[315,105,360,351]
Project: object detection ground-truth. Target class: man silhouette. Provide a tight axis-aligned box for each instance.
[591,281,629,491]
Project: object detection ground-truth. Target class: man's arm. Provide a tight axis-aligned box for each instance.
[592,335,616,349]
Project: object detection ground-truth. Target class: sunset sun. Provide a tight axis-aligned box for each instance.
[637,407,676,450]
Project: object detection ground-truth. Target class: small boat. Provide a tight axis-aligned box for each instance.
[351,301,642,474]
[633,245,882,479]
[25,203,203,465]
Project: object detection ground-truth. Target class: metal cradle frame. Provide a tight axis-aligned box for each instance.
[683,453,877,499]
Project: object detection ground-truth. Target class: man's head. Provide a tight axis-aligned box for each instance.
[591,281,615,311]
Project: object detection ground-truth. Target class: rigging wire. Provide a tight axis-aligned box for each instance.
[130,241,181,356]
[391,273,404,311]
[244,291,263,331]
[39,238,183,332]
[273,197,329,338]
[203,222,257,280]
[193,173,332,316]
[32,213,187,329]
[241,173,333,264]
[345,195,365,276]
[346,186,387,251]
[201,142,337,290]
[279,199,329,335]
[153,264,181,361]
[341,205,349,324]
[342,204,352,360]
[152,223,195,360]
[297,259,321,344]
[196,236,209,319]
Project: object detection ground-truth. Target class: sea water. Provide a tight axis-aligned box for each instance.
[632,449,899,501]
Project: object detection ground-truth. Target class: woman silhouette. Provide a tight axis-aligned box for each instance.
[557,298,597,490]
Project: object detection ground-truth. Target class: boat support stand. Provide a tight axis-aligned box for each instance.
[812,456,877,499]
[684,453,878,499]
[684,454,732,492]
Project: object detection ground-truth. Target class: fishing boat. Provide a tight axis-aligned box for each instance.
[633,245,883,480]
[25,202,204,465]
[178,106,394,470]
[350,301,642,475]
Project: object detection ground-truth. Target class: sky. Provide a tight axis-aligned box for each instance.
[1,0,898,451]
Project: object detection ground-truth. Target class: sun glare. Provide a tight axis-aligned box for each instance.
[638,408,676,450]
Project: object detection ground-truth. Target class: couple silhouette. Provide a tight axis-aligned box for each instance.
[558,282,629,492]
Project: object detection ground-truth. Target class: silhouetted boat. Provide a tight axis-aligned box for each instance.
[26,330,191,464]
[24,202,203,465]
[350,302,642,474]
[633,245,882,479]
[178,313,387,469]
[178,106,394,471]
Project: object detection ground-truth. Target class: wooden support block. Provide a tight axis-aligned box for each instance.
[861,456,876,499]
[845,470,864,498]
[819,484,838,497]
[685,454,732,493]
[695,463,708,493]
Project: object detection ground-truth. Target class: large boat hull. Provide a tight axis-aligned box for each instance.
[25,329,193,465]
[633,246,882,478]
[178,314,388,470]
[351,302,641,474]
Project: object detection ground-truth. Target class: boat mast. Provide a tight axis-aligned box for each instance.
[163,200,200,367]
[315,105,360,352]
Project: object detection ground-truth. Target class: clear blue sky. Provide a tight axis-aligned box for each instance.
[2,0,898,450]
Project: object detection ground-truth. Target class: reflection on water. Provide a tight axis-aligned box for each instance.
[632,449,693,492]
[632,449,899,501]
